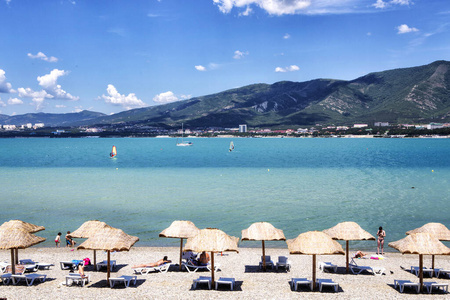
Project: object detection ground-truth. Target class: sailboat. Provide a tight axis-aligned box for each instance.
[110,145,117,158]
[229,141,234,152]
[176,123,193,146]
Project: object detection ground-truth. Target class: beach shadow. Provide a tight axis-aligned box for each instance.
[87,279,145,288]
[244,265,287,273]
[215,280,243,291]
[14,277,56,286]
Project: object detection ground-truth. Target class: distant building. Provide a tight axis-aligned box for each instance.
[3,125,16,130]
[239,124,247,133]
[34,123,45,129]
[374,122,389,127]
[353,124,368,128]
[336,126,349,131]
[427,123,444,130]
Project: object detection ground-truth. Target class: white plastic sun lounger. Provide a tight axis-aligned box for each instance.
[316,278,339,292]
[109,275,137,288]
[0,273,12,285]
[183,261,219,273]
[276,256,291,271]
[423,282,449,294]
[65,273,90,287]
[12,273,47,286]
[259,256,274,269]
[411,266,434,277]
[291,278,312,291]
[394,280,419,293]
[349,259,385,276]
[0,262,9,273]
[215,277,235,290]
[96,260,116,271]
[132,262,171,275]
[319,262,337,273]
[193,276,212,289]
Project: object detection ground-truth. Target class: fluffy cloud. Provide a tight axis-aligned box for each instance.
[283,33,291,39]
[100,84,146,109]
[27,52,58,62]
[7,98,23,105]
[195,65,206,71]
[373,0,412,9]
[17,87,53,110]
[213,0,310,15]
[153,91,179,104]
[233,50,249,59]
[397,24,419,34]
[37,69,79,100]
[0,69,14,93]
[275,65,300,72]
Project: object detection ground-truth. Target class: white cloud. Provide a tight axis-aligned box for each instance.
[373,0,412,9]
[239,6,252,16]
[275,65,300,72]
[391,0,412,5]
[233,50,249,59]
[100,84,146,109]
[283,33,291,39]
[55,104,67,108]
[7,98,23,105]
[0,69,14,93]
[153,91,180,104]
[372,0,387,8]
[27,52,58,62]
[397,24,419,34]
[195,65,206,71]
[17,87,53,110]
[37,69,79,100]
[213,0,311,15]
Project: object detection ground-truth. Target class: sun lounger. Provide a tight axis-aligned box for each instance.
[96,260,116,271]
[109,275,137,288]
[182,261,219,273]
[60,260,83,271]
[411,266,434,277]
[132,262,171,275]
[65,273,90,287]
[423,282,449,294]
[20,259,54,270]
[193,276,212,289]
[276,256,291,271]
[439,269,450,278]
[259,256,274,269]
[0,262,9,273]
[349,259,385,276]
[0,273,12,285]
[394,279,419,293]
[1,265,25,285]
[12,273,47,286]
[316,278,339,292]
[215,277,235,290]
[291,278,312,291]
[319,262,337,273]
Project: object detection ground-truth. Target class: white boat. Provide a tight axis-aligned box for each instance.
[176,124,193,146]
[229,141,234,152]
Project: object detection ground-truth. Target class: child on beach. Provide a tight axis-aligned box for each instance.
[55,232,61,248]
[65,231,76,247]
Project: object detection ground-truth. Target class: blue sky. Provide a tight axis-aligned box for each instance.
[0,0,449,116]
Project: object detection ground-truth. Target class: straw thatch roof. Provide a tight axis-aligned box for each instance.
[287,231,345,255]
[0,228,46,249]
[389,232,450,255]
[406,223,450,241]
[77,227,139,252]
[71,220,112,238]
[0,220,45,233]
[323,221,375,241]
[241,222,286,241]
[184,228,239,253]
[159,220,200,239]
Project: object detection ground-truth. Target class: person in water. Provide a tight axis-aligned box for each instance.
[377,226,386,255]
[55,232,62,248]
[132,256,171,268]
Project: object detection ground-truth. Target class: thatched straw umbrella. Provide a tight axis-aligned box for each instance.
[0,227,46,274]
[406,223,450,270]
[389,232,450,292]
[71,220,112,269]
[77,227,139,283]
[287,231,344,290]
[159,220,200,270]
[241,222,286,271]
[184,228,239,286]
[0,220,45,268]
[323,221,375,273]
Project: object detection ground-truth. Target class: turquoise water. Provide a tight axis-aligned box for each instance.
[0,137,449,251]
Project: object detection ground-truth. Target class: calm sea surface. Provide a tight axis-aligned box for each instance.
[0,137,449,251]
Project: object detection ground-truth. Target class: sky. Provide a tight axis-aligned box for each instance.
[0,0,449,116]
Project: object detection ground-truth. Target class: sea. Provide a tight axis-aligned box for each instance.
[0,137,449,251]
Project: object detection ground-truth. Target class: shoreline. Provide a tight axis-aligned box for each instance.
[1,246,448,299]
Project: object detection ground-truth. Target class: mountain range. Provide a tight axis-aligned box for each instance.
[2,60,450,128]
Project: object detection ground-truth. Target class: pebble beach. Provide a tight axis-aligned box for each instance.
[1,247,449,299]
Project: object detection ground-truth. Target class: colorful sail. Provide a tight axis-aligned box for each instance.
[229,141,234,152]
[110,145,117,158]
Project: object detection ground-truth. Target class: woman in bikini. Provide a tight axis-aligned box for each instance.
[377,226,386,255]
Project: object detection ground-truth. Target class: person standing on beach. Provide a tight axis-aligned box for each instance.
[55,232,61,248]
[377,226,386,255]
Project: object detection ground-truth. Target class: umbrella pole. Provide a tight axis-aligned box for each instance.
[107,250,111,285]
[346,240,349,273]
[211,251,215,288]
[419,254,423,292]
[262,240,266,271]
[432,254,435,270]
[312,254,316,290]
[11,248,15,275]
[15,248,18,264]
[179,238,183,271]
[93,250,97,270]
